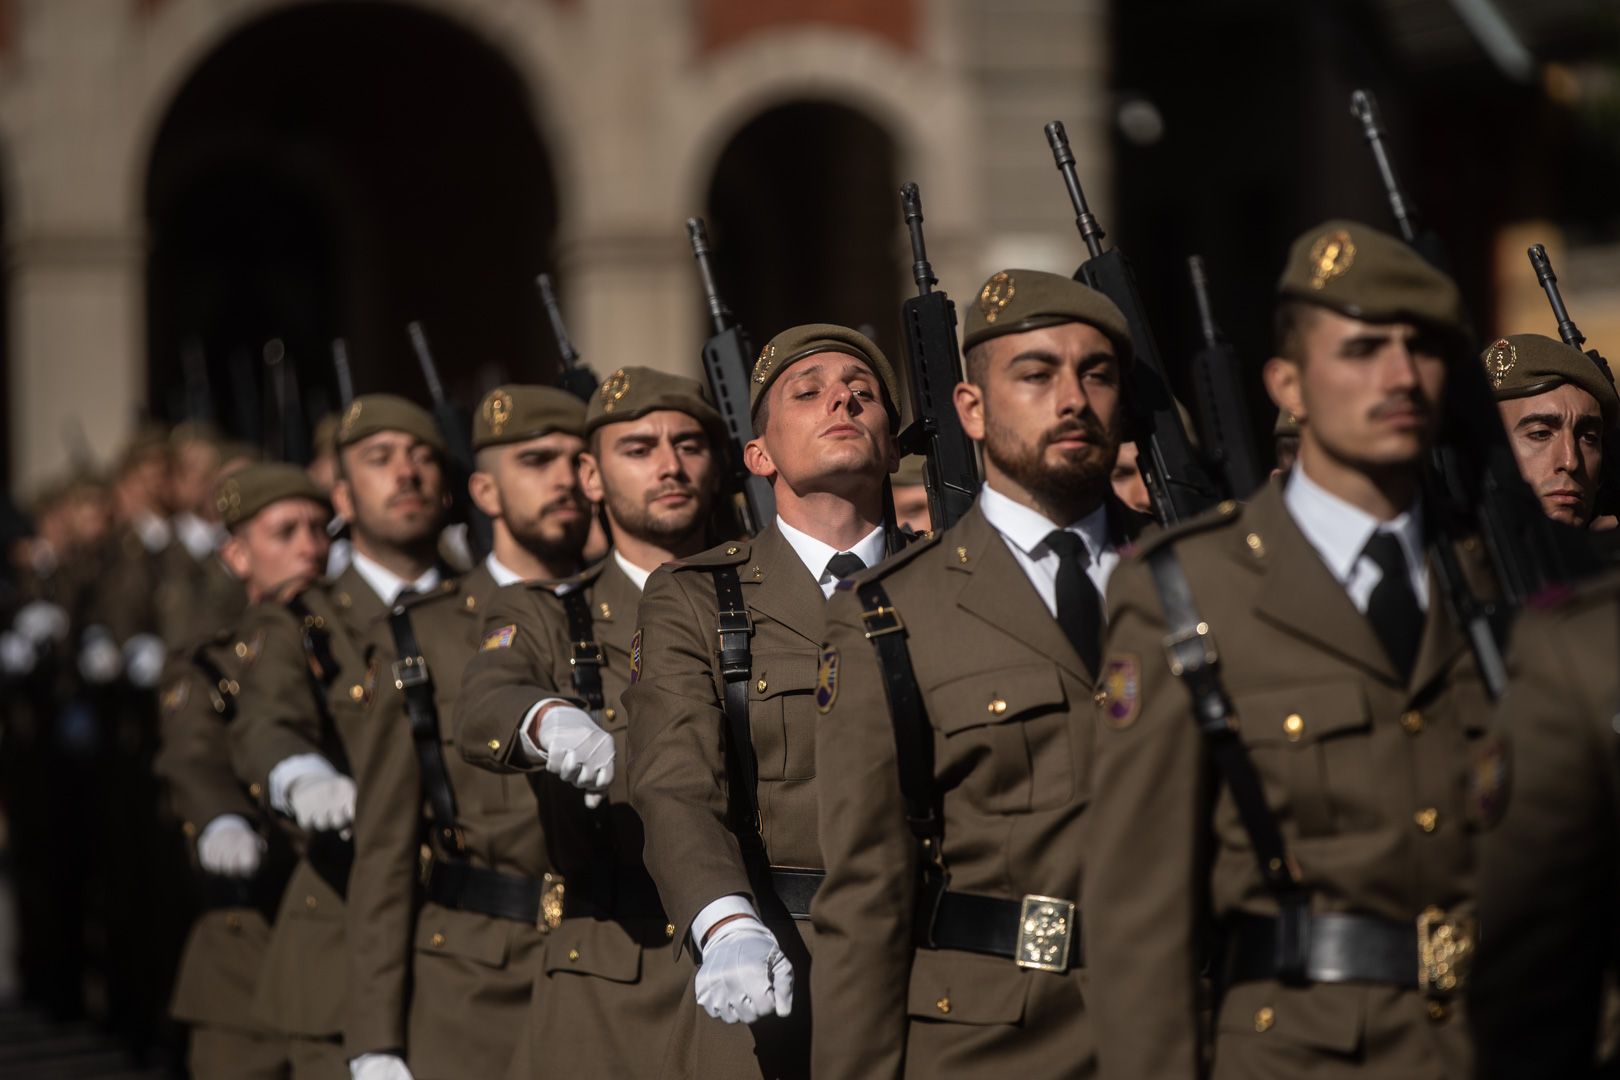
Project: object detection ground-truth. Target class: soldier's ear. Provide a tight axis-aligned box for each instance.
[220,533,251,581]
[743,437,777,483]
[577,453,605,504]
[1262,356,1305,426]
[954,381,986,442]
[330,479,355,524]
[467,470,502,519]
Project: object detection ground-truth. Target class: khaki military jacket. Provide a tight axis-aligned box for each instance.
[155,628,283,1033]
[1085,480,1490,1080]
[158,551,247,650]
[1472,573,1620,1078]
[344,562,550,1079]
[93,522,166,643]
[230,563,390,1039]
[811,502,1103,1078]
[458,555,687,1080]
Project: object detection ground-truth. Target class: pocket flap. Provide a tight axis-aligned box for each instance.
[542,920,643,983]
[905,948,1029,1025]
[414,904,512,968]
[929,664,1067,735]
[1216,980,1364,1054]
[1235,682,1369,746]
[749,651,821,700]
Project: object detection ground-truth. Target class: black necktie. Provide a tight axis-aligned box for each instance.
[825,552,867,582]
[1045,530,1102,674]
[1363,531,1422,680]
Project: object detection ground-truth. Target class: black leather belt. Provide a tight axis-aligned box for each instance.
[765,867,824,920]
[198,871,285,923]
[428,860,548,925]
[925,891,1083,971]
[1224,909,1475,993]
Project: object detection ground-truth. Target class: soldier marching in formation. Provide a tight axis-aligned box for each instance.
[8,141,1620,1080]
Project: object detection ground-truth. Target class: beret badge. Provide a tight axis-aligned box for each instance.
[600,369,631,413]
[979,271,1017,324]
[1483,338,1516,390]
[340,399,363,438]
[753,344,777,384]
[1307,231,1356,290]
[484,389,513,435]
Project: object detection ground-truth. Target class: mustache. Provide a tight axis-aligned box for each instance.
[646,482,698,503]
[538,493,585,515]
[1041,416,1107,448]
[1368,393,1428,420]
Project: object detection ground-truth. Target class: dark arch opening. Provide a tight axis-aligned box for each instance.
[145,0,559,457]
[705,101,902,362]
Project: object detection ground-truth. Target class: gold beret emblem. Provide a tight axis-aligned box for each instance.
[753,344,777,385]
[215,479,240,516]
[340,399,363,437]
[600,368,631,412]
[1307,231,1356,290]
[483,389,513,435]
[979,271,1017,324]
[1484,338,1516,390]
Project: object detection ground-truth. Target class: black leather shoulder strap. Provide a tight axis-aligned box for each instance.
[286,594,349,774]
[1145,546,1310,981]
[559,588,605,713]
[190,643,237,723]
[711,566,761,844]
[386,604,464,856]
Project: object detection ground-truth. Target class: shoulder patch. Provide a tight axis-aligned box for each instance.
[1466,733,1511,830]
[629,628,644,683]
[480,624,518,651]
[1099,654,1141,730]
[816,646,840,713]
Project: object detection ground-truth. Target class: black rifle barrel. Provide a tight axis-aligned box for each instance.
[1044,121,1107,260]
[1527,244,1587,351]
[405,321,448,407]
[331,338,355,409]
[1187,255,1219,351]
[900,182,937,295]
[1349,90,1420,247]
[687,218,733,335]
[536,274,581,367]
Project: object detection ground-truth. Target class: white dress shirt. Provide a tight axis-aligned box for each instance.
[1284,464,1428,614]
[349,550,442,607]
[613,550,654,592]
[486,552,523,588]
[978,484,1120,614]
[774,517,888,597]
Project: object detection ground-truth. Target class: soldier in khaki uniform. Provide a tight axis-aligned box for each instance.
[623,325,901,1080]
[231,394,451,1079]
[1482,332,1617,529]
[156,463,332,1078]
[812,270,1148,1077]
[158,428,258,648]
[342,385,592,1080]
[457,368,726,1078]
[1469,576,1620,1078]
[1086,222,1493,1079]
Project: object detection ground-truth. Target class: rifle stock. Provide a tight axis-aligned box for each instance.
[897,182,978,531]
[406,320,494,561]
[686,217,774,535]
[536,274,598,404]
[1044,121,1221,525]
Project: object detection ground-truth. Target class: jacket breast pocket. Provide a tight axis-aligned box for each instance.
[1233,682,1372,837]
[927,664,1073,815]
[905,948,1029,1026]
[748,650,820,781]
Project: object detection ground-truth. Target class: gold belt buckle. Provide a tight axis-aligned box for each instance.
[537,873,566,935]
[1416,906,1475,994]
[1015,894,1076,972]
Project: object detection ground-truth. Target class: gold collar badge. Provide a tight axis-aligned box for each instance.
[600,369,631,412]
[979,271,1016,324]
[1308,231,1356,290]
[1483,339,1516,390]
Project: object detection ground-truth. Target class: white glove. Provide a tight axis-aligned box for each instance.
[287,773,356,833]
[14,600,69,645]
[79,627,123,684]
[197,814,265,878]
[0,631,37,677]
[694,917,794,1024]
[123,633,167,689]
[531,704,614,794]
[350,1053,414,1080]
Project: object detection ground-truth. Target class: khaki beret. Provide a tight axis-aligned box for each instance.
[215,463,330,529]
[749,323,900,420]
[310,413,341,458]
[1277,220,1466,340]
[336,394,445,454]
[1483,333,1619,428]
[473,385,586,451]
[585,367,724,440]
[960,268,1134,364]
[120,424,172,471]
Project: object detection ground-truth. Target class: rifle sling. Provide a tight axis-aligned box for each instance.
[711,566,761,848]
[286,595,349,775]
[386,605,464,856]
[1145,546,1310,983]
[560,589,606,713]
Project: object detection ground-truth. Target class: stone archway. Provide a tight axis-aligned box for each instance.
[143,1,561,454]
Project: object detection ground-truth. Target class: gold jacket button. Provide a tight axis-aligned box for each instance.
[1283,713,1304,741]
[487,739,501,751]
[1427,1000,1448,1022]
[604,707,616,722]
[756,678,768,693]
[304,895,318,911]
[349,684,365,702]
[234,641,249,658]
[431,932,445,948]
[988,698,1008,716]
[568,948,581,962]
[665,924,676,940]
[726,546,739,556]
[935,997,951,1014]
[249,783,262,799]
[1400,710,1423,735]
[1254,1005,1275,1032]
[1414,808,1439,833]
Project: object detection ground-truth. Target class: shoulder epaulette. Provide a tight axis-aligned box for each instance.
[1527,569,1620,613]
[547,560,607,594]
[397,577,460,612]
[1128,498,1244,560]
[664,538,752,572]
[843,528,941,587]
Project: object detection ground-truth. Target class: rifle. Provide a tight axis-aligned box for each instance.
[1348,88,1593,698]
[1186,256,1263,500]
[686,217,775,535]
[330,338,356,410]
[1043,120,1222,524]
[406,320,494,561]
[1527,244,1615,383]
[897,182,979,531]
[536,274,598,403]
